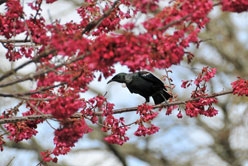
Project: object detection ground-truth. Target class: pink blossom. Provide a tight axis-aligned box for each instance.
[4,122,38,142]
[222,0,248,13]
[40,151,58,163]
[177,111,183,118]
[53,119,92,155]
[102,115,129,145]
[231,78,248,96]
[137,103,158,122]
[134,124,159,136]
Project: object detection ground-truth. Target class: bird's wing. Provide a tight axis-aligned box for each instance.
[138,71,164,86]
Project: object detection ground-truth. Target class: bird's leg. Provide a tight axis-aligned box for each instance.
[161,100,168,104]
[159,92,167,102]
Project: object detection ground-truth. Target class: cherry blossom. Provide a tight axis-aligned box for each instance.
[232,78,248,96]
[222,0,248,13]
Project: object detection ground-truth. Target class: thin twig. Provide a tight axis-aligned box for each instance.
[158,14,192,31]
[0,48,55,83]
[82,0,121,34]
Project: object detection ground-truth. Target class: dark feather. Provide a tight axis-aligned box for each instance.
[108,71,172,104]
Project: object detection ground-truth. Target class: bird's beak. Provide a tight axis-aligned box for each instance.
[107,79,112,84]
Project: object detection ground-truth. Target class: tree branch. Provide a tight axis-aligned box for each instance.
[82,0,120,34]
[0,90,233,124]
[0,39,31,43]
[0,50,86,88]
[0,48,55,83]
[0,50,90,98]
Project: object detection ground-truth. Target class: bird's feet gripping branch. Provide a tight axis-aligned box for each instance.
[107,71,172,104]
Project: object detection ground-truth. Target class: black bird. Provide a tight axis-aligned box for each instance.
[107,71,172,104]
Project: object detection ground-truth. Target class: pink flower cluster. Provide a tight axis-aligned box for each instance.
[166,105,179,115]
[182,67,218,117]
[182,67,216,98]
[136,104,158,122]
[194,67,216,87]
[53,119,92,156]
[185,98,218,117]
[222,0,248,13]
[83,96,129,145]
[231,78,248,96]
[40,150,58,163]
[75,0,213,72]
[1,105,42,143]
[81,95,115,124]
[131,0,159,13]
[87,96,115,116]
[134,104,160,136]
[134,124,159,136]
[0,0,24,39]
[102,116,129,145]
[4,121,38,142]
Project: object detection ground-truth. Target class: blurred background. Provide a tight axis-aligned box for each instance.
[0,0,248,166]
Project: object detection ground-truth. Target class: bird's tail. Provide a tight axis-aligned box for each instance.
[152,89,171,105]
